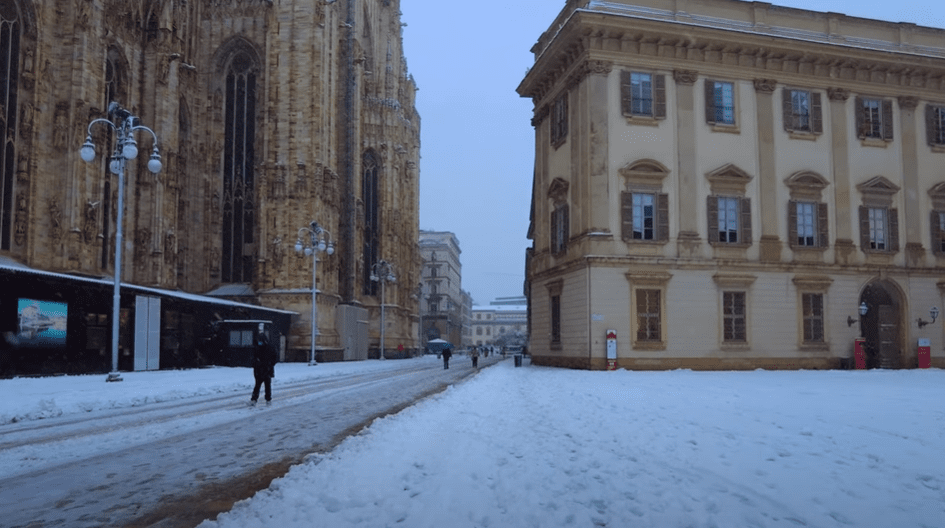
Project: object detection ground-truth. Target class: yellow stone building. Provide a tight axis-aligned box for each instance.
[0,0,420,375]
[519,0,945,370]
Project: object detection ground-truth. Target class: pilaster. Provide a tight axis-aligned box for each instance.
[753,79,780,262]
[827,87,854,264]
[674,70,701,257]
[898,95,923,265]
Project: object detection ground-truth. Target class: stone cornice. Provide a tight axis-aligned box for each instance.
[673,69,699,85]
[519,13,945,105]
[753,79,777,93]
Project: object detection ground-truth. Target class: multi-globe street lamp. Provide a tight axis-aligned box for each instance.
[370,259,396,360]
[79,103,162,382]
[295,221,334,365]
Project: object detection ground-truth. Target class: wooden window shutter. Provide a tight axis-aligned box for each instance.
[620,71,632,116]
[811,92,823,134]
[657,193,670,241]
[621,192,633,240]
[654,74,667,119]
[788,200,799,247]
[931,211,943,254]
[704,79,716,124]
[854,96,866,139]
[889,208,899,252]
[740,197,752,244]
[926,105,936,146]
[882,99,893,140]
[782,89,793,131]
[858,206,870,250]
[818,202,829,248]
[707,196,719,242]
[550,209,557,252]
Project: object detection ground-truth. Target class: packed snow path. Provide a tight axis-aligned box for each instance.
[0,355,498,527]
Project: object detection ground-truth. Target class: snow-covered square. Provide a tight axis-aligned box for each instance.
[195,362,945,528]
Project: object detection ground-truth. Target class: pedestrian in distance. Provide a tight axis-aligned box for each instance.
[470,347,479,368]
[442,346,452,369]
[251,323,278,406]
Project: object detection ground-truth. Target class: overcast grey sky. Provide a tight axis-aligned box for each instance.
[400,0,945,306]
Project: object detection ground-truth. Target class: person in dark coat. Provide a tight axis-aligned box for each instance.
[442,346,452,369]
[470,347,479,368]
[251,324,278,405]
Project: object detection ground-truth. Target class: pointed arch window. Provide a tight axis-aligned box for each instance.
[362,150,380,295]
[0,2,20,250]
[221,51,257,283]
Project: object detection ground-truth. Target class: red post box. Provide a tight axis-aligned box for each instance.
[918,338,931,369]
[854,338,866,370]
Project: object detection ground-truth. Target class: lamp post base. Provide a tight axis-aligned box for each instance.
[308,360,318,366]
[106,372,123,382]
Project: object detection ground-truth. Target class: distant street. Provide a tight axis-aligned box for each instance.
[0,355,501,528]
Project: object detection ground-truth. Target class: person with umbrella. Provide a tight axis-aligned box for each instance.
[442,344,452,369]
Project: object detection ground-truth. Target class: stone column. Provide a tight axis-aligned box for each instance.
[827,87,855,264]
[674,70,700,257]
[753,79,780,262]
[898,96,924,266]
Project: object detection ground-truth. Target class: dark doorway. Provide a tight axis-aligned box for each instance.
[859,281,902,369]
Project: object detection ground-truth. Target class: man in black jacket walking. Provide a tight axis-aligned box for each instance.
[251,323,278,405]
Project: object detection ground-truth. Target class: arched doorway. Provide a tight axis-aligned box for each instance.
[859,280,904,369]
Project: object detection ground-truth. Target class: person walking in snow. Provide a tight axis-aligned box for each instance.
[470,347,479,368]
[442,346,452,369]
[251,324,278,405]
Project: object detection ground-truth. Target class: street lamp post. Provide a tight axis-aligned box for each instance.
[295,221,334,366]
[370,259,396,360]
[80,103,162,382]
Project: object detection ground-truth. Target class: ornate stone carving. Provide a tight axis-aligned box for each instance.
[898,96,919,110]
[14,192,27,246]
[753,78,777,93]
[48,198,63,240]
[673,70,699,85]
[827,87,850,101]
[271,237,285,268]
[532,105,550,127]
[83,200,99,243]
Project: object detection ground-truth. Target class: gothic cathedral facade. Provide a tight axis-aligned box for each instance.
[0,0,420,367]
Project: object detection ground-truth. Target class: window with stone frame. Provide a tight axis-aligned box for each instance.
[635,289,661,342]
[621,192,669,242]
[551,204,569,255]
[801,293,825,343]
[722,291,747,343]
[621,71,666,119]
[926,104,945,147]
[0,3,19,251]
[932,211,945,254]
[789,201,829,248]
[709,196,751,244]
[782,88,823,134]
[550,91,568,147]
[856,176,900,254]
[855,96,893,141]
[705,80,736,126]
[550,294,561,344]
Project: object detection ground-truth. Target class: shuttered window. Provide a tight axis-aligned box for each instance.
[788,201,829,248]
[855,97,893,140]
[859,206,899,252]
[708,196,751,245]
[782,88,822,134]
[550,91,568,147]
[621,192,669,242]
[705,80,735,125]
[926,105,945,146]
[551,204,569,255]
[621,71,666,119]
[931,211,945,253]
[551,295,561,344]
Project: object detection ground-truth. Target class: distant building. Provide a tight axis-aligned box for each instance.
[519,0,945,370]
[419,231,469,347]
[471,300,528,348]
